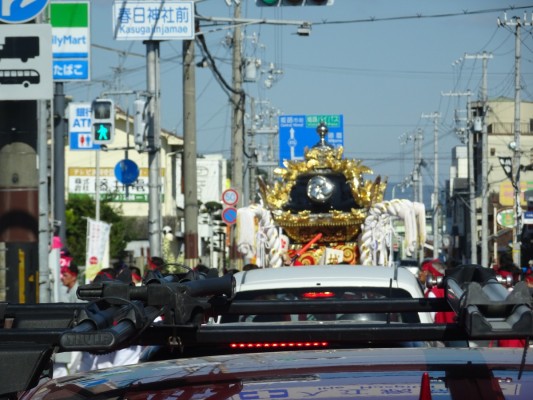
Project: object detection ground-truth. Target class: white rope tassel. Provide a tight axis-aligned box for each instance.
[359,207,380,265]
[393,199,417,257]
[359,200,422,266]
[236,207,257,264]
[256,230,267,268]
[255,205,282,269]
[413,202,427,248]
[238,204,283,269]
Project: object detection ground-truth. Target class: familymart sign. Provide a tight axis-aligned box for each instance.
[51,1,90,81]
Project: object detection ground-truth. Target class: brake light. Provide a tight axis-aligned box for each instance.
[230,341,328,349]
[301,291,335,299]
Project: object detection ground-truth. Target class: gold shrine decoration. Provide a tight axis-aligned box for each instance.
[258,140,387,244]
[272,208,367,243]
[288,243,359,265]
[260,145,386,211]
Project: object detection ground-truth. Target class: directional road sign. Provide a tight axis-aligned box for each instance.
[278,114,343,165]
[113,0,195,41]
[0,0,50,23]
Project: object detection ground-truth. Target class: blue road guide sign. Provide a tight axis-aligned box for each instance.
[115,159,140,185]
[0,0,50,23]
[278,114,344,165]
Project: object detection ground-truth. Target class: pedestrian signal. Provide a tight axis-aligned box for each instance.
[92,99,115,145]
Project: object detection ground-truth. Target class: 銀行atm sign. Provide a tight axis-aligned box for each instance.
[68,102,100,150]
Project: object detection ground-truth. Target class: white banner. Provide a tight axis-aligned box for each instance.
[85,218,111,282]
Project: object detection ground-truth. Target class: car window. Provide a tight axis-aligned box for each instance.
[221,287,420,324]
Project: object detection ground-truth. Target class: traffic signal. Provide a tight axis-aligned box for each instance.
[256,0,334,6]
[92,98,115,145]
[133,99,147,151]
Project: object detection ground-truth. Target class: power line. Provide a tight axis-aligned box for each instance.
[312,6,533,26]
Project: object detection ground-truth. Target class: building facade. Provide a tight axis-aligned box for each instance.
[447,98,533,267]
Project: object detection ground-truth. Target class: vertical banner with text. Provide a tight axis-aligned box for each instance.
[85,218,111,282]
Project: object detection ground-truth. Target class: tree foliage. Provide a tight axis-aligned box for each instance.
[203,201,223,214]
[65,196,134,265]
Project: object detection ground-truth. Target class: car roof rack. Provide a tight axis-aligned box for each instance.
[0,264,531,397]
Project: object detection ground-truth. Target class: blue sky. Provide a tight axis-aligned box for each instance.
[67,0,533,191]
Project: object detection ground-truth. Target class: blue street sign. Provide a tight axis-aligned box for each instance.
[70,132,100,150]
[115,159,140,185]
[69,102,100,150]
[278,114,344,165]
[222,207,237,225]
[53,59,89,80]
[0,0,50,23]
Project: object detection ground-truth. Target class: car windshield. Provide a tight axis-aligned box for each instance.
[221,286,421,323]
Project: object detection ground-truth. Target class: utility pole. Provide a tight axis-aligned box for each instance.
[442,90,474,262]
[231,2,244,205]
[415,128,424,262]
[464,52,492,267]
[248,98,257,203]
[53,83,66,244]
[37,11,51,302]
[230,1,245,269]
[183,37,199,268]
[466,95,476,264]
[146,41,162,258]
[498,13,531,267]
[39,96,50,302]
[414,129,424,204]
[400,130,423,204]
[421,112,440,259]
[511,19,523,268]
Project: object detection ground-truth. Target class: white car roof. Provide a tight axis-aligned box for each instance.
[234,265,424,299]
